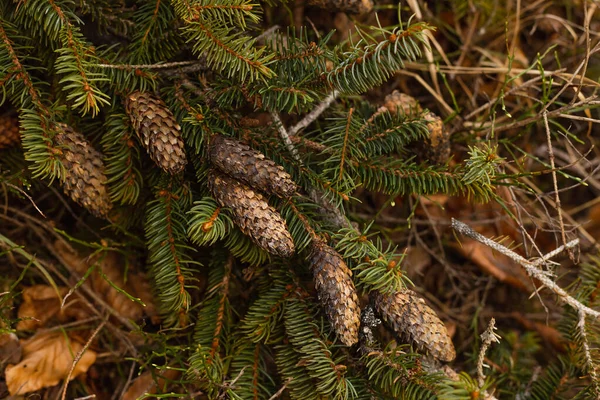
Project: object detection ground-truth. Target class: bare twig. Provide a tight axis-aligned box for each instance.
[96,60,201,70]
[268,380,290,400]
[451,219,600,319]
[543,111,571,260]
[271,112,301,162]
[477,318,501,387]
[578,310,600,396]
[2,183,46,218]
[61,315,109,400]
[288,91,339,136]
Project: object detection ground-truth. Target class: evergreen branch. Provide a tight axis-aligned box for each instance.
[0,18,48,114]
[326,22,432,94]
[181,18,274,81]
[101,110,143,205]
[334,226,408,294]
[225,227,271,265]
[188,252,233,395]
[129,0,183,63]
[275,342,321,400]
[186,0,259,28]
[363,345,438,398]
[338,108,353,183]
[187,197,233,246]
[146,185,196,326]
[242,282,291,344]
[20,0,111,115]
[228,341,273,399]
[284,293,355,399]
[0,18,64,180]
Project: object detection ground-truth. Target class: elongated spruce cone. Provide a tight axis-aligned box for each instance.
[0,115,20,150]
[423,112,450,166]
[54,124,112,218]
[124,91,187,174]
[308,0,372,15]
[373,289,456,362]
[308,239,360,346]
[207,170,294,258]
[209,134,297,198]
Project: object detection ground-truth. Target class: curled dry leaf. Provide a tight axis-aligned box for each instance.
[122,368,181,400]
[54,240,158,323]
[454,235,535,293]
[5,331,96,395]
[17,285,70,331]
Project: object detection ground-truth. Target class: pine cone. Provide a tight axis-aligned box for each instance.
[308,238,360,346]
[372,289,456,362]
[0,115,20,150]
[308,0,372,15]
[124,91,187,174]
[383,91,421,116]
[54,124,112,218]
[208,134,297,198]
[423,112,450,165]
[207,170,294,258]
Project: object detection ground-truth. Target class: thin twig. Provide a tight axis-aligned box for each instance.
[578,310,600,396]
[288,90,339,136]
[96,60,201,70]
[61,315,109,400]
[543,111,571,260]
[3,183,46,218]
[451,219,600,319]
[271,112,301,162]
[477,318,501,387]
[268,380,290,400]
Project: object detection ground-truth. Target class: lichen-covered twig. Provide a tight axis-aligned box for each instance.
[477,318,501,388]
[578,310,600,395]
[289,90,339,137]
[451,219,600,319]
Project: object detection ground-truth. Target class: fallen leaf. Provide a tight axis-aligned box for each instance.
[0,333,21,365]
[511,311,566,353]
[454,237,535,293]
[5,331,96,395]
[17,286,70,331]
[54,240,158,323]
[122,368,181,400]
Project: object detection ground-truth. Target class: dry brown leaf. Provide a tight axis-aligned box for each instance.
[54,240,158,323]
[511,311,566,353]
[455,237,535,293]
[5,331,96,395]
[0,333,21,366]
[16,286,70,331]
[122,368,181,400]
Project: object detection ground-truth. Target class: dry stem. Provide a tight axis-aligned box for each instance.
[451,219,600,319]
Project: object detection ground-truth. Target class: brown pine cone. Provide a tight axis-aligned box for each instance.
[308,0,372,15]
[207,169,294,258]
[54,124,112,218]
[124,91,187,175]
[372,289,456,362]
[308,238,360,346]
[382,91,421,116]
[0,115,20,150]
[423,111,450,166]
[209,134,297,198]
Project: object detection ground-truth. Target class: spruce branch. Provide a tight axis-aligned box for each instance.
[326,22,432,94]
[451,219,598,319]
